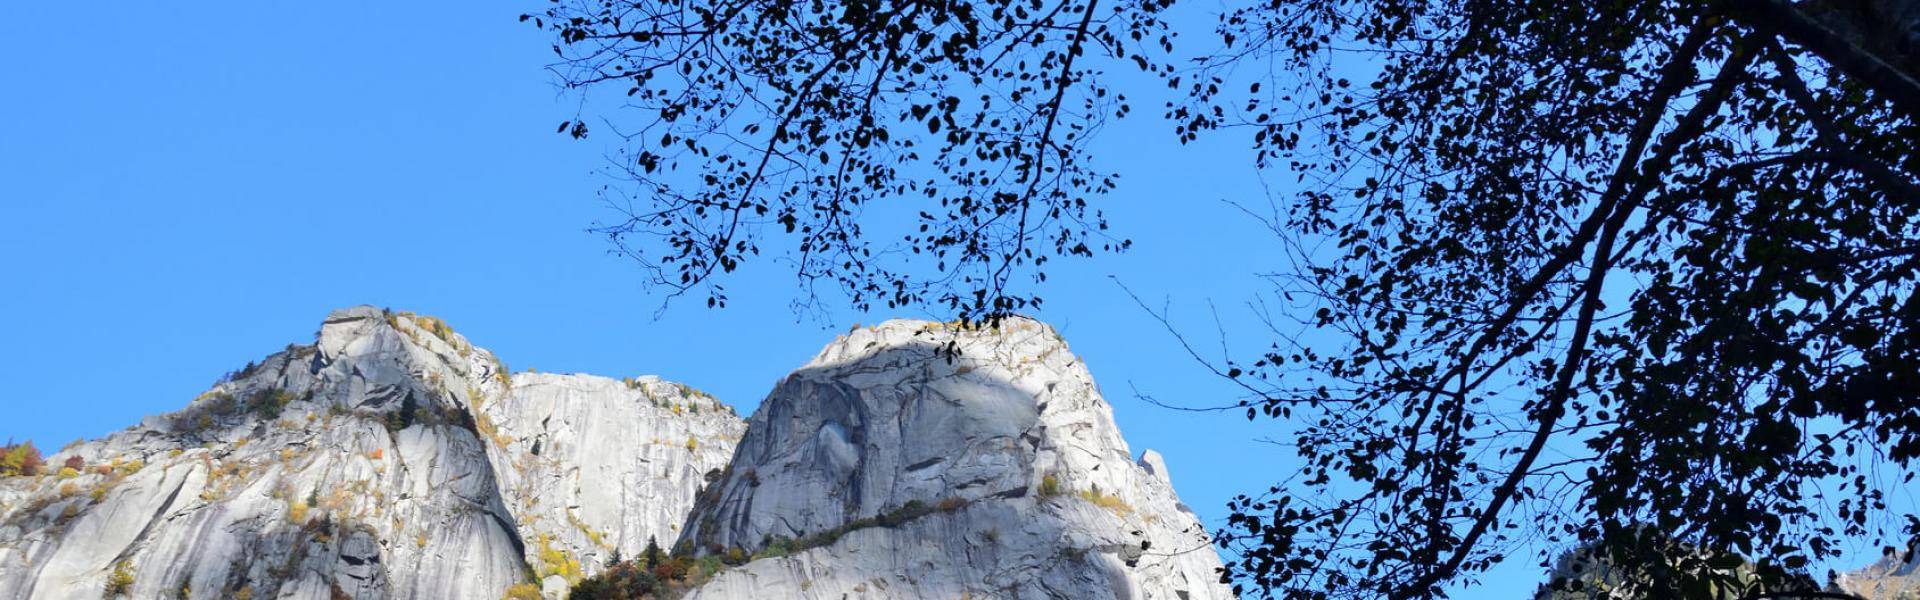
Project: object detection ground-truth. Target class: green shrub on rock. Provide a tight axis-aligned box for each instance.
[502,582,543,600]
[566,557,672,599]
[1037,474,1062,498]
[248,388,295,419]
[103,559,135,597]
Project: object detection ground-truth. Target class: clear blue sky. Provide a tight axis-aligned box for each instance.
[0,2,1559,594]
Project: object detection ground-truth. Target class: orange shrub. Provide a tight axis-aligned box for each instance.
[0,441,43,477]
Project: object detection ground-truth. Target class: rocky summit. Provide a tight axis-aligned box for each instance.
[1839,550,1920,600]
[679,318,1230,600]
[0,308,1231,600]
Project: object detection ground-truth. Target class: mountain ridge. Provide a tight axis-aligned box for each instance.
[0,307,744,599]
[0,307,1229,600]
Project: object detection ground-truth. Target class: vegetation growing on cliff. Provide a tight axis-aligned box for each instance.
[1,441,44,477]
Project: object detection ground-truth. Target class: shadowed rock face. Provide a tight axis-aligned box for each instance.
[0,307,744,600]
[679,318,1234,600]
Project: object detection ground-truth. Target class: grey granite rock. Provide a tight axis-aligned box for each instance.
[679,318,1233,600]
[486,372,744,590]
[1839,548,1920,600]
[0,307,742,600]
[0,311,1230,600]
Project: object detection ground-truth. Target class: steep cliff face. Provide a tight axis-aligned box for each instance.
[0,307,743,600]
[486,373,745,596]
[677,318,1232,600]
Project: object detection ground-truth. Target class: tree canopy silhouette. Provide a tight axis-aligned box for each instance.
[530,0,1920,597]
[529,0,1167,316]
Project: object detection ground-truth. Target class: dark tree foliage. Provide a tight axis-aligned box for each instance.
[528,0,1170,317]
[643,535,665,569]
[533,0,1920,596]
[567,559,661,599]
[1177,1,1920,598]
[386,393,420,433]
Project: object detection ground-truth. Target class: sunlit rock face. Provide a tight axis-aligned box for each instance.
[1841,549,1920,600]
[488,372,745,595]
[0,310,1230,600]
[679,318,1233,600]
[0,307,743,600]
